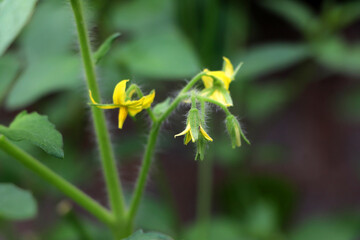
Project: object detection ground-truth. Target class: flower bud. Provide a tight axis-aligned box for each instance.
[188,108,200,141]
[226,115,244,148]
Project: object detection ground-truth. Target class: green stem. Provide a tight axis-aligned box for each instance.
[196,158,212,240]
[69,0,126,228]
[126,122,161,225]
[0,136,114,225]
[158,72,204,123]
[125,72,205,230]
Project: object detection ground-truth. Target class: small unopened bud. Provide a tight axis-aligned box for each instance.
[226,115,244,148]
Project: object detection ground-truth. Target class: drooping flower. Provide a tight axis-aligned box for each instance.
[174,122,213,144]
[225,115,250,148]
[89,80,155,129]
[201,57,242,107]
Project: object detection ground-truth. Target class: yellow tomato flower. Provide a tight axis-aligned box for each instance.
[201,57,242,107]
[174,123,213,145]
[89,80,155,129]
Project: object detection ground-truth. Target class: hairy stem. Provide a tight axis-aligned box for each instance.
[0,136,114,225]
[69,0,125,237]
[196,95,232,116]
[126,122,161,224]
[196,159,212,239]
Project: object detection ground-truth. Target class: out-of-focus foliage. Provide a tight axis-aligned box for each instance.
[0,0,37,56]
[0,54,19,103]
[290,213,360,240]
[5,0,80,109]
[236,43,310,80]
[124,230,174,240]
[0,183,37,220]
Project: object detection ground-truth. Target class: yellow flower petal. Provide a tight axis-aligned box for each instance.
[128,105,143,116]
[211,90,226,105]
[124,98,144,108]
[207,71,231,89]
[142,90,155,109]
[118,107,128,129]
[113,80,129,105]
[200,126,213,142]
[190,130,195,142]
[223,57,234,79]
[89,90,119,109]
[184,133,192,145]
[174,123,191,138]
[201,75,214,89]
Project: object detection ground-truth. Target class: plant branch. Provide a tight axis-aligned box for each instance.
[0,136,114,226]
[126,122,161,224]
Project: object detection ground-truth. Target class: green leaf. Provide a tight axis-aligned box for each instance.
[153,98,171,118]
[94,33,121,64]
[0,0,37,56]
[0,54,20,101]
[116,27,200,79]
[260,0,318,35]
[236,43,310,79]
[0,111,64,158]
[124,230,174,240]
[0,183,37,220]
[313,37,360,76]
[290,213,360,240]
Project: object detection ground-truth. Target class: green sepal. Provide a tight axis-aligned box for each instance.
[195,136,206,160]
[233,62,244,79]
[188,108,200,141]
[0,111,64,158]
[218,87,233,106]
[153,98,171,118]
[200,88,215,98]
[93,32,121,64]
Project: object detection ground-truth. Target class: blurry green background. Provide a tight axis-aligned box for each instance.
[1,0,360,239]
